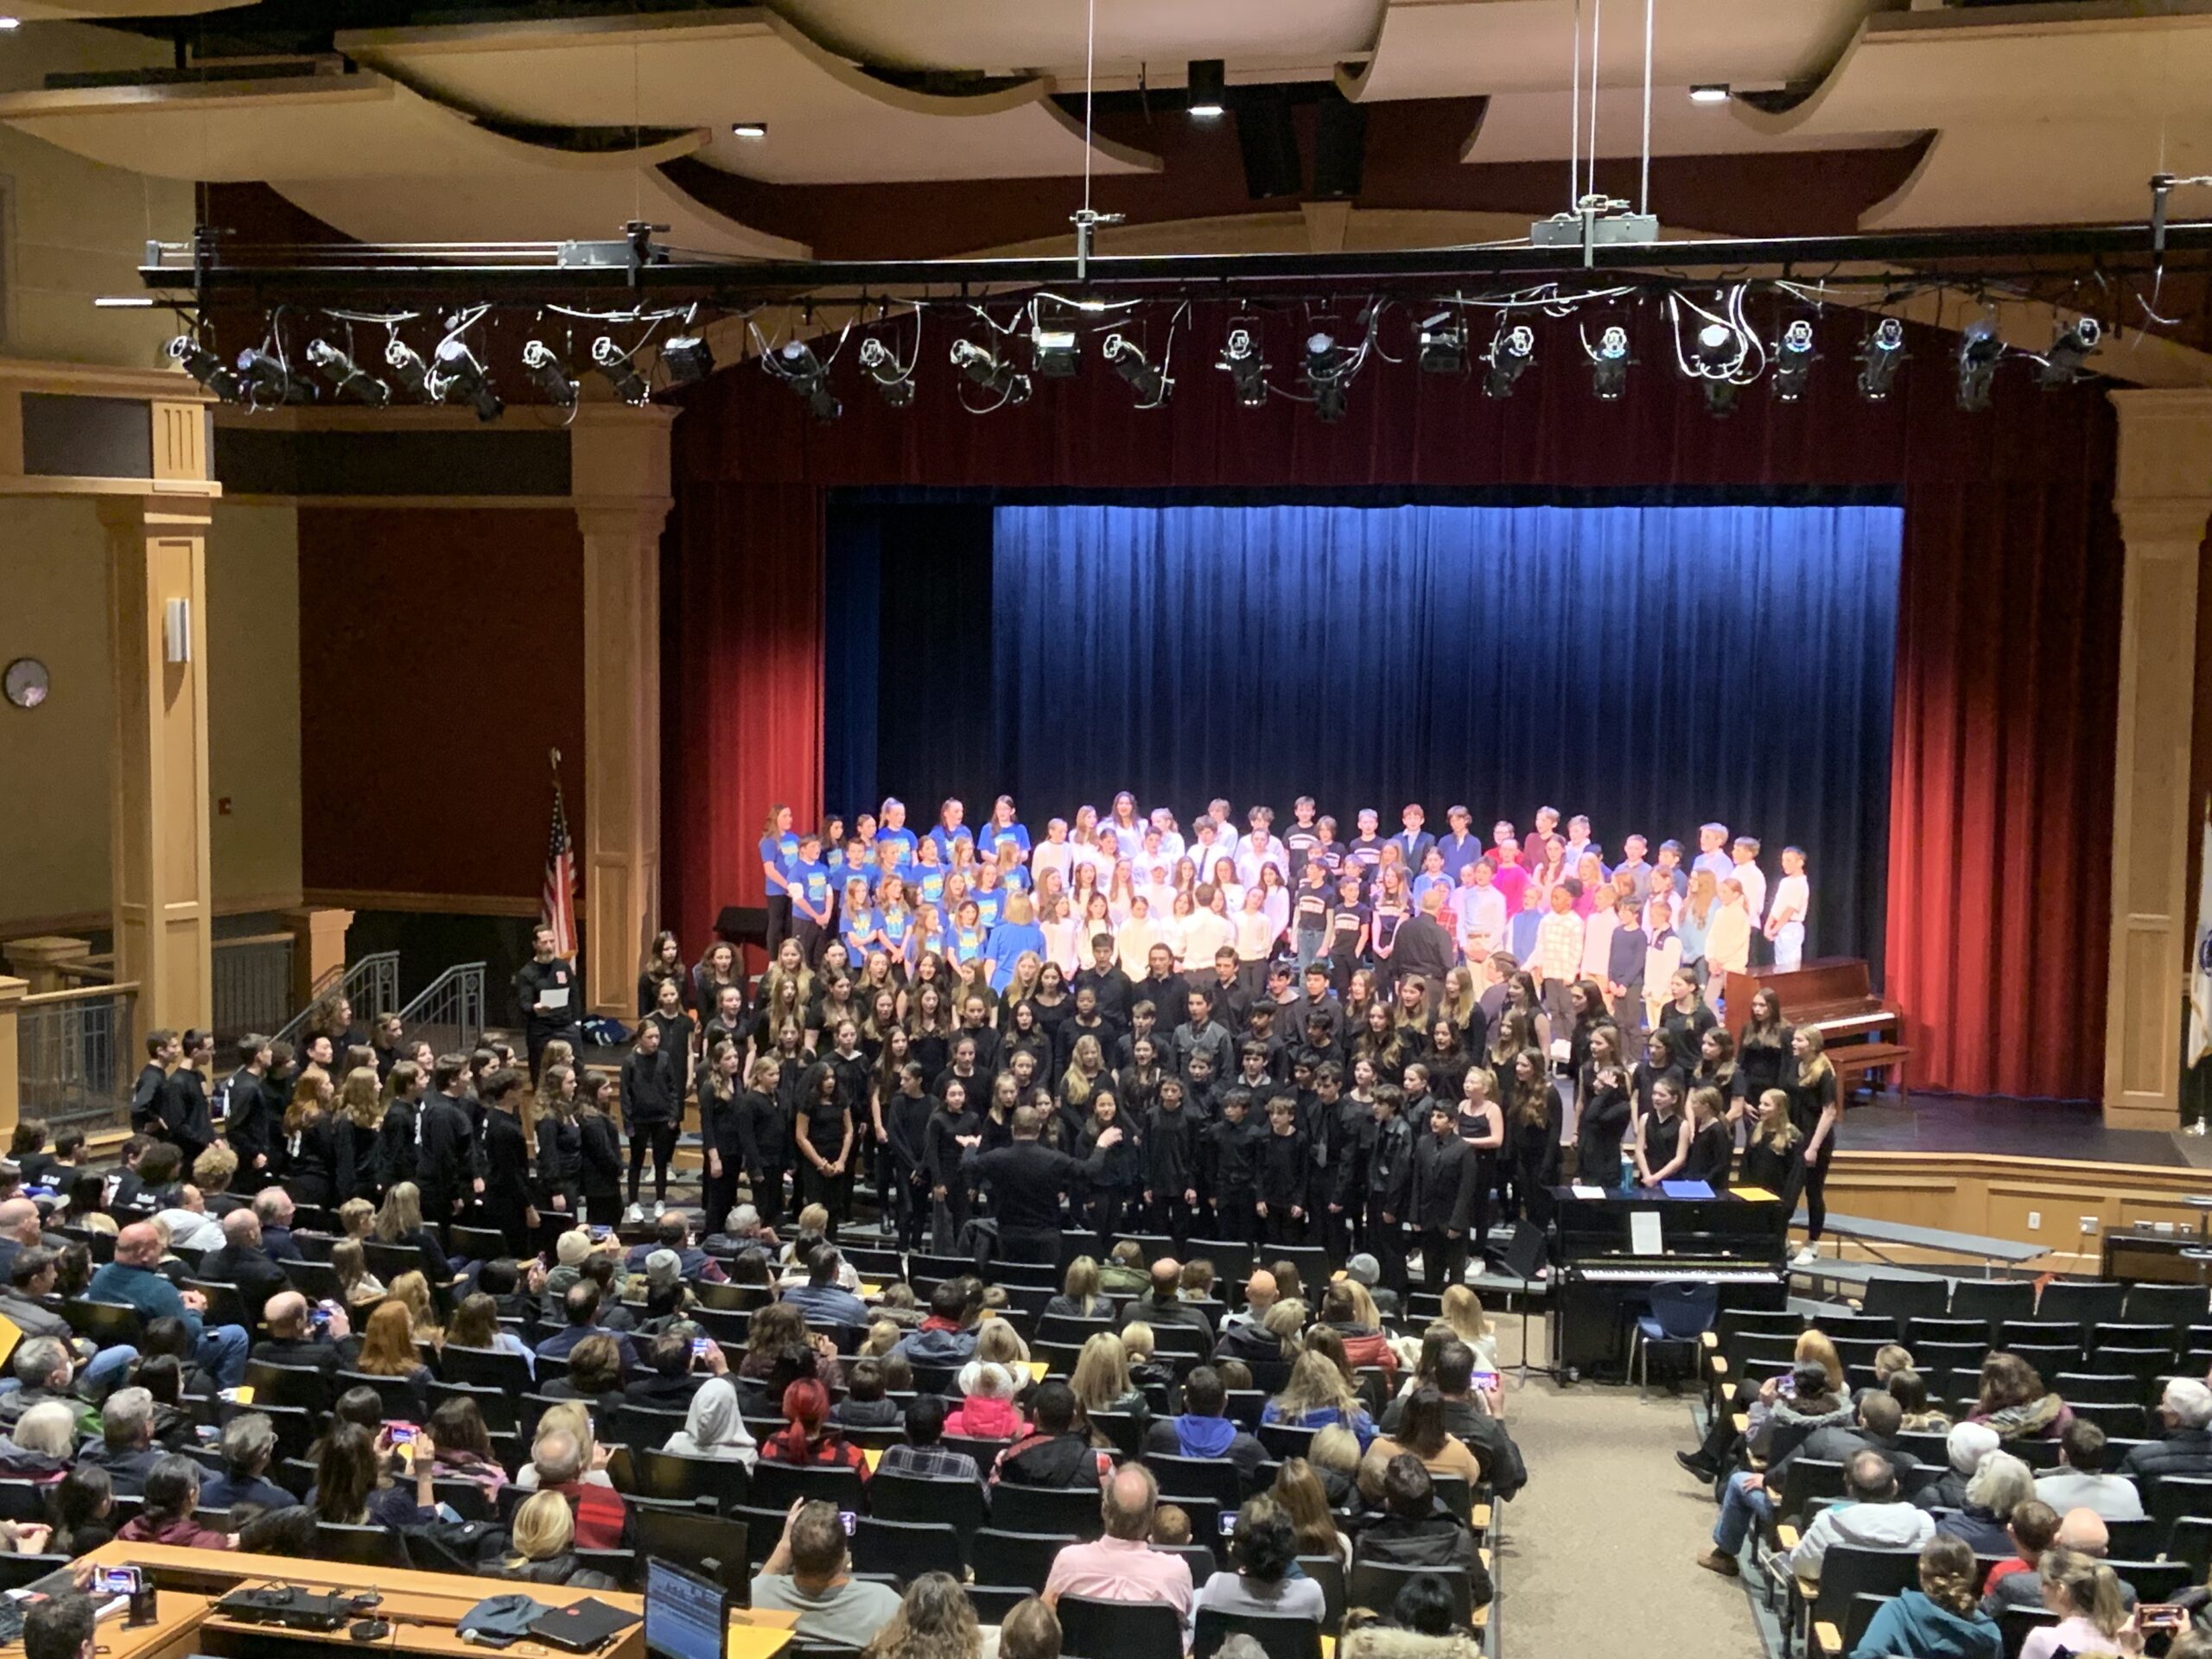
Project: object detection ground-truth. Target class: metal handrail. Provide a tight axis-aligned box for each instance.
[272,950,399,1046]
[396,961,486,1054]
[23,980,143,1007]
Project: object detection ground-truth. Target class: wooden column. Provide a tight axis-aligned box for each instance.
[0,937,91,995]
[2105,390,2212,1128]
[572,406,674,1018]
[278,906,353,1013]
[100,493,214,1049]
[0,977,23,1143]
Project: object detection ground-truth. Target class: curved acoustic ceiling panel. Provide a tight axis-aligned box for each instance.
[769,0,1384,77]
[7,0,252,17]
[338,9,1161,186]
[0,71,807,255]
[1344,0,1890,102]
[1465,86,1909,162]
[1733,4,2212,226]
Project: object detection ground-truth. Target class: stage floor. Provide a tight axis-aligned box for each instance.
[1858,1092,2207,1171]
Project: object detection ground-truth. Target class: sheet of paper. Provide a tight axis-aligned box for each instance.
[1629,1210,1664,1255]
[539,985,571,1010]
[1569,1185,1608,1199]
[1732,1185,1779,1202]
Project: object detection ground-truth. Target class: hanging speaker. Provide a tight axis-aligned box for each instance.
[1234,86,1303,200]
[1312,88,1368,200]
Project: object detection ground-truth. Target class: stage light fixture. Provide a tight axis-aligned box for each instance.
[1690,320,1739,374]
[385,337,434,403]
[1186,59,1225,118]
[305,338,391,407]
[1956,318,2002,411]
[1586,323,1631,400]
[1770,318,1817,403]
[661,334,715,387]
[2035,315,2101,387]
[521,340,579,408]
[1482,323,1535,398]
[1029,321,1080,378]
[1302,330,1353,422]
[433,337,502,422]
[1217,325,1269,407]
[1103,333,1172,407]
[775,340,842,422]
[232,346,302,407]
[1418,312,1466,375]
[857,337,915,407]
[950,337,1032,405]
[591,335,651,405]
[167,334,243,403]
[1854,316,1906,401]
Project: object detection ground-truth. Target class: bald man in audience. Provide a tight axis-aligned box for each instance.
[87,1221,248,1385]
[1981,1509,2137,1617]
[0,1200,43,1282]
[201,1209,289,1328]
[249,1291,356,1389]
[1121,1259,1214,1343]
[1222,1269,1278,1332]
[1042,1462,1195,1632]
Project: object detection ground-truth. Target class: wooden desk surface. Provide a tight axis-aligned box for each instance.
[79,1541,649,1659]
[0,1591,211,1659]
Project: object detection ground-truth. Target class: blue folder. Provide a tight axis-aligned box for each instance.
[1661,1180,1716,1199]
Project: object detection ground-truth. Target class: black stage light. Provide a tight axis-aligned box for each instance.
[2035,315,2101,388]
[1029,315,1080,379]
[433,338,502,422]
[385,338,434,402]
[1956,318,2002,411]
[1586,323,1631,400]
[776,340,842,422]
[521,340,579,408]
[1186,59,1225,118]
[1218,324,1268,407]
[1690,320,1738,374]
[233,346,302,407]
[305,339,390,406]
[1855,315,1906,401]
[856,336,914,407]
[167,334,243,402]
[950,337,1032,405]
[1103,333,1171,406]
[1483,322,1535,398]
[1770,318,1816,403]
[1418,312,1466,374]
[661,334,715,387]
[1302,329,1352,422]
[592,335,650,405]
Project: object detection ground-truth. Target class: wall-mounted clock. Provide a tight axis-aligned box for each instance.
[3,658,48,709]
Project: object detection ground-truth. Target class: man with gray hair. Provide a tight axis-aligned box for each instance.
[1783,1449,1934,1584]
[0,1338,76,1433]
[529,1426,627,1548]
[2123,1376,2212,1481]
[0,1198,44,1283]
[251,1188,301,1262]
[201,1412,289,1510]
[82,1386,160,1494]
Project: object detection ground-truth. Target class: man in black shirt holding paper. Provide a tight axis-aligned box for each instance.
[514,925,583,1078]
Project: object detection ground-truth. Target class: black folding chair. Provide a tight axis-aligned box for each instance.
[969,1529,1076,1592]
[1192,1610,1324,1659]
[988,1484,1104,1541]
[851,1517,966,1583]
[1058,1595,1184,1659]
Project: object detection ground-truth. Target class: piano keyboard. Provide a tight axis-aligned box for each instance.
[1569,1265,1783,1283]
[1806,1011,1897,1040]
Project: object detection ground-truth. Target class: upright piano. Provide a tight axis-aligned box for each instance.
[1552,1187,1788,1379]
[1720,957,1910,1099]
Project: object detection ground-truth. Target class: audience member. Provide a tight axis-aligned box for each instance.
[2121,1377,2212,1481]
[1915,1422,2000,1513]
[2017,1548,2130,1659]
[1848,1535,2000,1659]
[1356,1454,1491,1602]
[1936,1452,2035,1555]
[81,1387,161,1495]
[764,1378,869,1476]
[665,1376,760,1466]
[752,1500,903,1648]
[201,1413,290,1510]
[861,1573,979,1659]
[117,1452,232,1548]
[944,1363,1029,1442]
[1040,1463,1194,1625]
[1143,1365,1268,1491]
[1785,1452,1936,1584]
[1966,1354,2071,1443]
[1195,1497,1328,1622]
[87,1222,248,1385]
[1976,1499,2061,1618]
[492,1491,618,1587]
[995,1382,1111,1489]
[877,1395,980,1484]
[2035,1421,2145,1521]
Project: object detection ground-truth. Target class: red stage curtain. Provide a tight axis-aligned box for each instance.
[665,305,2121,1096]
[659,484,823,957]
[1888,478,2121,1101]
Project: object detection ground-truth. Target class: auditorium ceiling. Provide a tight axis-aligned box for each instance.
[0,0,2202,263]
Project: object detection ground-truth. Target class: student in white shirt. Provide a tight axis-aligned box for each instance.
[1452,860,1508,960]
[1032,819,1077,894]
[1766,847,1810,971]
[1730,837,1769,929]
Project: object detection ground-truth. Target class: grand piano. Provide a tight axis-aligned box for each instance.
[1720,957,1910,1101]
[1552,1186,1789,1379]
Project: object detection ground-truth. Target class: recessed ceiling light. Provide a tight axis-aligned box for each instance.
[1688,85,1729,105]
[730,121,767,139]
[0,19,22,31]
[93,296,155,308]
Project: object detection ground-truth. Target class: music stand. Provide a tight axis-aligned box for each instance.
[1500,1221,1560,1386]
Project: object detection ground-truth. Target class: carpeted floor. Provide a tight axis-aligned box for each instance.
[1489,1313,1770,1659]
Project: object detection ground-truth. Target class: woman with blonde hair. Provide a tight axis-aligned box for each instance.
[1068,1332,1145,1421]
[1045,1256,1110,1323]
[1059,1035,1105,1116]
[334,1065,384,1202]
[1262,1351,1376,1450]
[1706,877,1753,997]
[1306,1422,1363,1508]
[975,1316,1031,1370]
[337,1197,376,1239]
[374,1183,453,1281]
[1271,1457,1351,1567]
[280,1071,340,1208]
[862,1572,981,1659]
[385,1271,442,1348]
[2019,1548,2130,1659]
[494,1491,618,1588]
[1439,1285,1498,1372]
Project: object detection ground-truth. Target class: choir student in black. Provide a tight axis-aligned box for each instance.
[536,1065,586,1218]
[1363,1085,1416,1297]
[885,1062,936,1254]
[1143,1075,1200,1247]
[793,1058,856,1235]
[736,1056,791,1230]
[696,1041,746,1234]
[575,1075,626,1226]
[478,1067,537,1255]
[924,1077,981,1255]
[1080,1091,1145,1248]
[1503,1049,1562,1236]
[1680,1085,1734,1191]
[1201,1090,1262,1243]
[1410,1099,1478,1293]
[1255,1096,1310,1247]
[1573,1027,1633,1192]
[1787,1028,1841,1263]
[620,1020,680,1212]
[223,1036,277,1180]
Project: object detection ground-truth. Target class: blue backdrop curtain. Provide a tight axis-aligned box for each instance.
[988,500,1902,965]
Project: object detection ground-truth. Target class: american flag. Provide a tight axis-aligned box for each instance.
[543,772,578,958]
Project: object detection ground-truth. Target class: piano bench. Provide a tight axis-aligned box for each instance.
[1836,1042,1910,1095]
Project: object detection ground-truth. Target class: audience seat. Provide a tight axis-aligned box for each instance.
[2036,1281,2126,1328]
[989,1484,1104,1541]
[851,1516,966,1583]
[868,1473,989,1544]
[624,1447,750,1509]
[1143,1453,1245,1514]
[0,1482,47,1522]
[318,1522,411,1569]
[2125,1284,2212,1328]
[1947,1281,2035,1325]
[442,1344,535,1394]
[963,1586,1033,1624]
[1859,1277,1948,1325]
[1349,1560,1474,1627]
[448,1226,510,1262]
[969,1529,1074,1592]
[1256,1423,1319,1460]
[278,1259,346,1303]
[336,1370,423,1421]
[0,1556,73,1592]
[428,1379,517,1433]
[1295,1554,1346,1636]
[1192,1609,1325,1659]
[750,1461,865,1512]
[573,1548,640,1590]
[62,1300,143,1348]
[1058,1595,1182,1659]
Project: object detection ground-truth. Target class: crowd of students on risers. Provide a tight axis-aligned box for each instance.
[1670,1321,2212,1657]
[0,1066,1524,1659]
